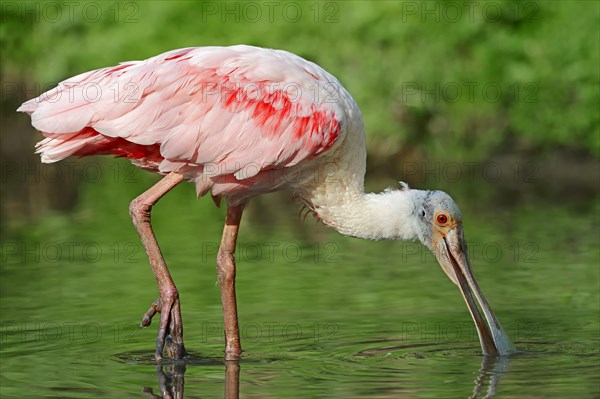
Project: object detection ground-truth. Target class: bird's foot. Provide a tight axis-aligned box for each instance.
[140,295,187,361]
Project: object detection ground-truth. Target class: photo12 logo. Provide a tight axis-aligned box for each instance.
[0,2,139,24]
[399,1,539,23]
[199,1,339,23]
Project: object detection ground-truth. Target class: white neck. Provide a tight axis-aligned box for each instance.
[311,188,426,241]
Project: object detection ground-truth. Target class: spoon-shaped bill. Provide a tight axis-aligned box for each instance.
[433,227,515,356]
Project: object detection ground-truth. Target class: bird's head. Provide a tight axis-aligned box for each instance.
[411,190,515,356]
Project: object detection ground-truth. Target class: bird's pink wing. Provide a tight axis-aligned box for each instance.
[19,46,348,192]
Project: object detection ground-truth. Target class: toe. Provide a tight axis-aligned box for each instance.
[140,299,161,328]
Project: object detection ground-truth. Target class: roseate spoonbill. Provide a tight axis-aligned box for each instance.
[18,45,515,360]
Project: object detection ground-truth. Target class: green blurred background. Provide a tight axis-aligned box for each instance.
[1,0,599,231]
[0,1,599,398]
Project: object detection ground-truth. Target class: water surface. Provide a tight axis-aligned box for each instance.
[1,163,598,398]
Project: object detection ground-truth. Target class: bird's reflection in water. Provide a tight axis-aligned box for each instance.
[224,360,240,399]
[142,361,186,399]
[470,356,511,399]
[140,352,508,398]
[142,359,240,399]
[354,340,513,398]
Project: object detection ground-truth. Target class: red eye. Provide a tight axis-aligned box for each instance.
[436,214,448,225]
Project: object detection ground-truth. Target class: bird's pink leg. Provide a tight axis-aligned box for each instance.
[129,171,186,361]
[216,204,245,360]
